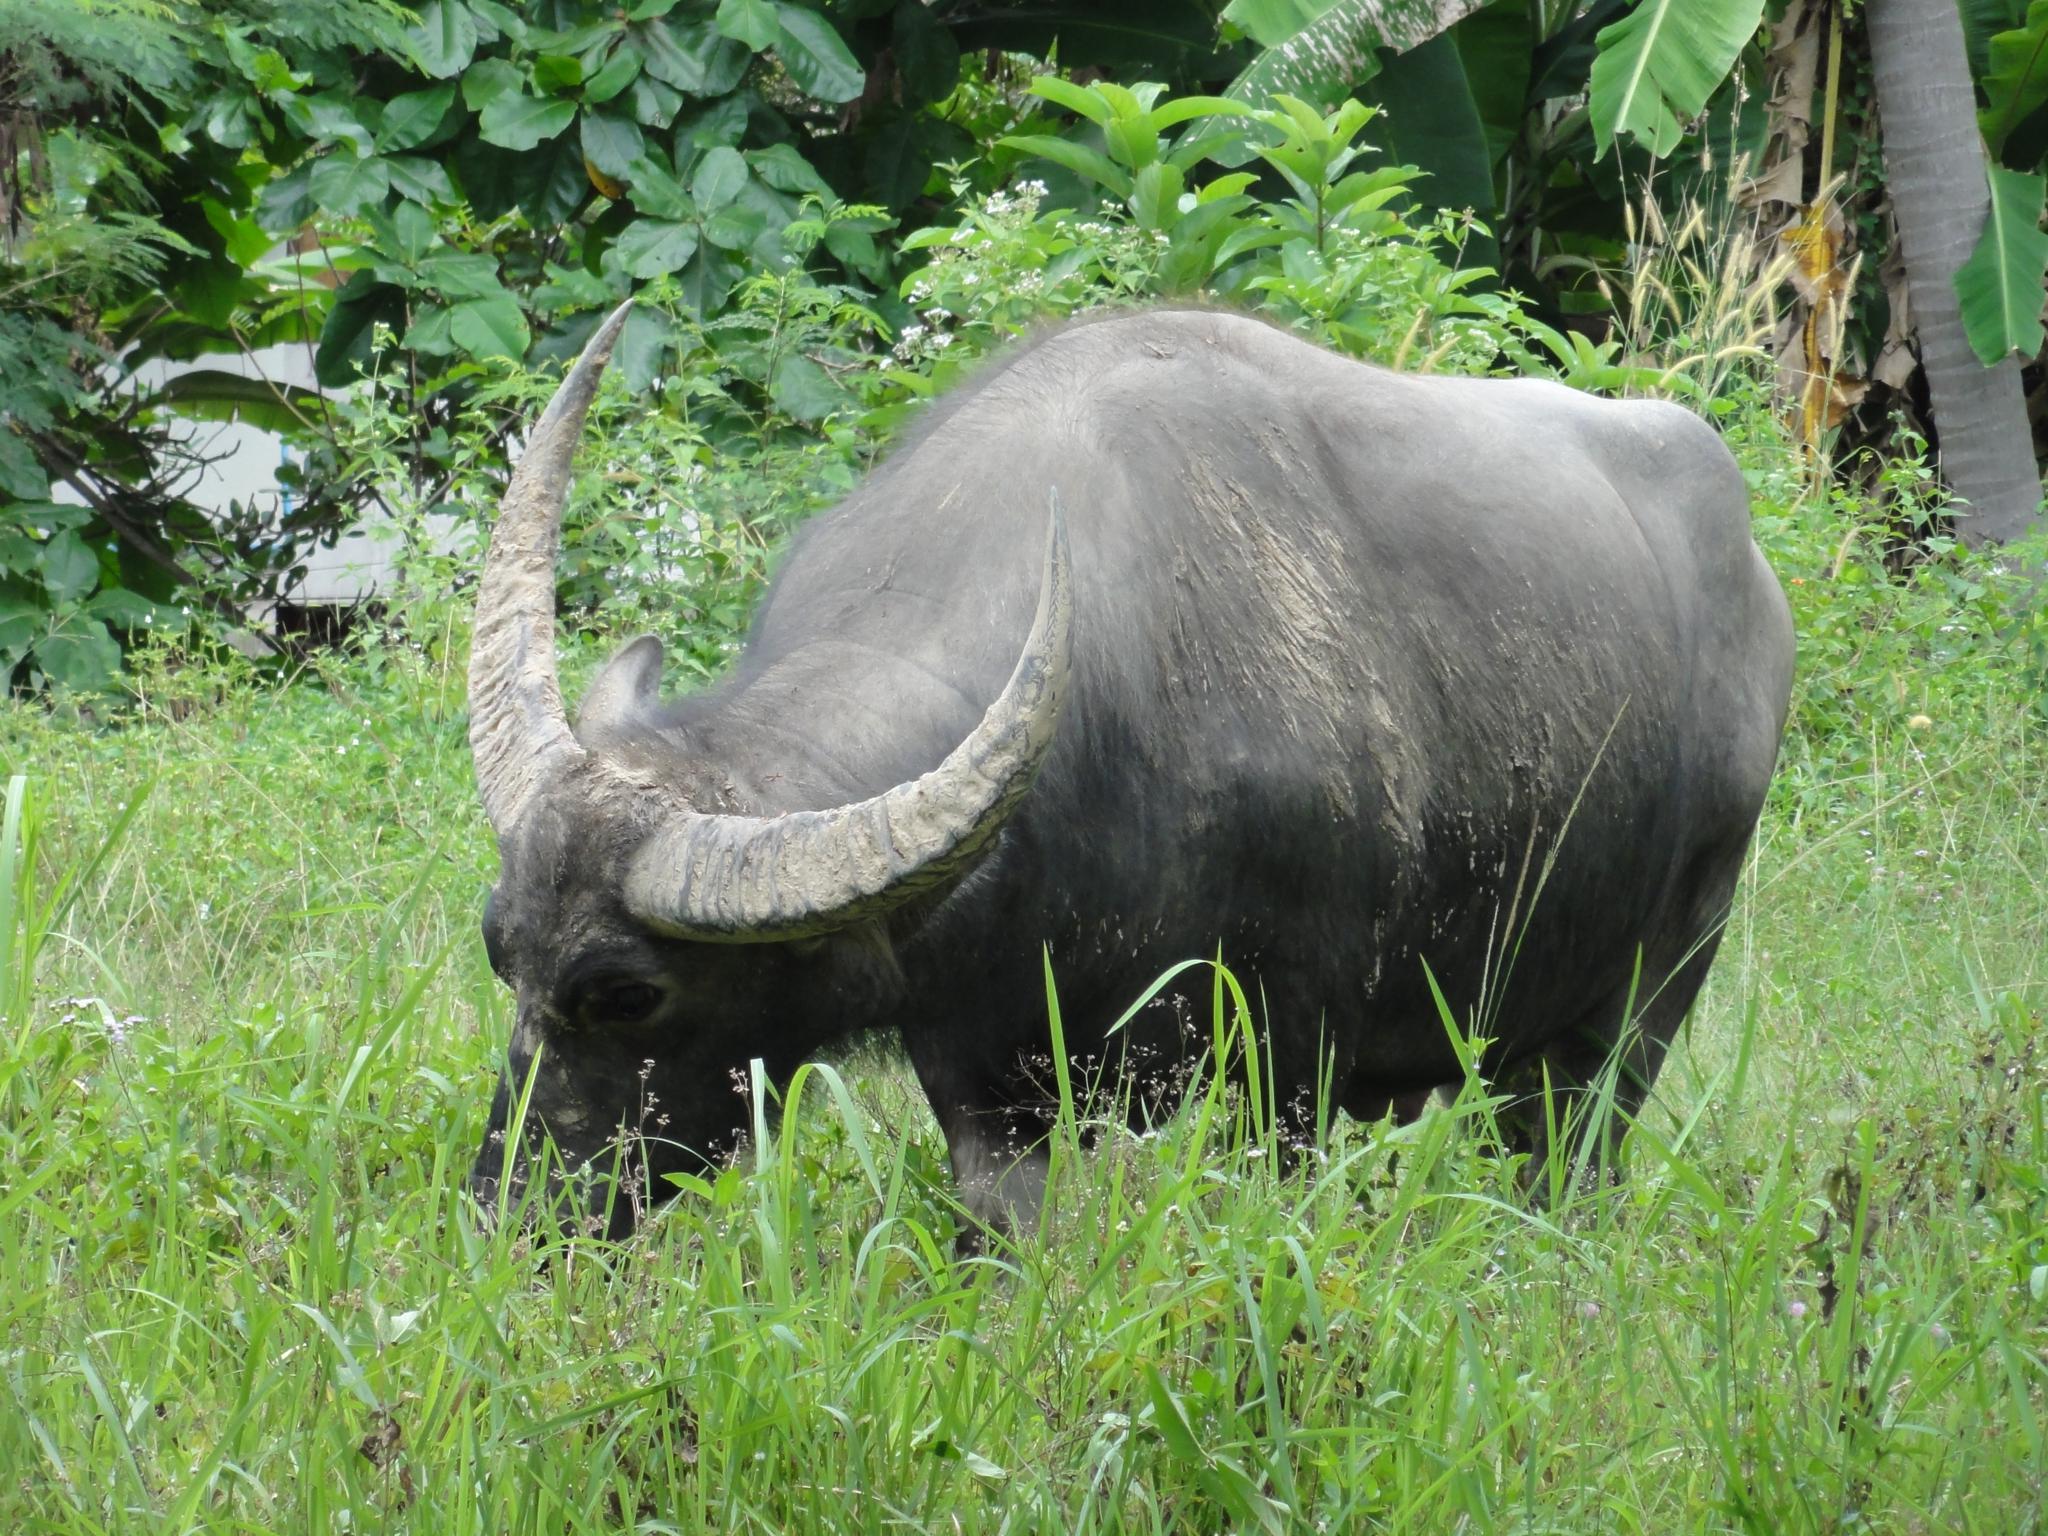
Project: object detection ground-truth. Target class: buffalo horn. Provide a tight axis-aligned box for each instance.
[623,498,1074,940]
[468,300,634,834]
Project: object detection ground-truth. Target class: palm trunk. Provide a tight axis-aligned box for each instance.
[1866,0,2041,546]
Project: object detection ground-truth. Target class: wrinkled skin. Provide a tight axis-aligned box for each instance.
[466,307,1794,1239]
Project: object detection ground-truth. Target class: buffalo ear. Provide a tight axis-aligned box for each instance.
[575,634,665,743]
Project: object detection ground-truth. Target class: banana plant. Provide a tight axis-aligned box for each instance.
[1216,0,2043,545]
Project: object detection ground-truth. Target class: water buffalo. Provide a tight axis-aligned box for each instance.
[466,302,1793,1239]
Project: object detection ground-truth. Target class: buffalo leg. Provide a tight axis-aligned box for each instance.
[937,1106,1050,1250]
[1497,922,1728,1189]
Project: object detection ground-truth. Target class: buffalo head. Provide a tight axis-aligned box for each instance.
[464,303,1072,1236]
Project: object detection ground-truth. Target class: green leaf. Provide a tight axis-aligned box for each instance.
[308,154,394,216]
[1588,0,1764,159]
[379,84,457,152]
[282,93,376,155]
[385,155,458,205]
[614,218,701,277]
[716,0,781,49]
[691,145,748,211]
[0,603,39,661]
[415,253,509,301]
[141,370,325,434]
[534,54,585,93]
[39,532,99,605]
[1955,166,2048,365]
[257,163,314,230]
[313,274,406,388]
[769,351,845,419]
[1361,31,1498,267]
[584,47,643,104]
[33,622,120,692]
[1227,0,1491,106]
[893,0,961,104]
[1981,0,2048,154]
[627,70,685,126]
[0,434,49,500]
[448,295,531,361]
[703,201,767,251]
[997,134,1133,197]
[863,116,936,208]
[462,57,523,111]
[1029,75,1115,126]
[1141,1366,1206,1463]
[366,200,437,265]
[1129,161,1185,229]
[773,5,865,103]
[204,93,262,149]
[749,142,827,193]
[677,244,743,312]
[637,17,750,94]
[582,112,647,180]
[479,94,579,151]
[402,303,456,355]
[3,503,88,534]
[410,0,480,78]
[84,589,181,631]
[533,262,615,310]
[626,151,695,218]
[1454,0,1533,165]
[1225,0,1338,47]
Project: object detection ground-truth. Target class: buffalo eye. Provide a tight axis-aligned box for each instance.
[578,978,664,1028]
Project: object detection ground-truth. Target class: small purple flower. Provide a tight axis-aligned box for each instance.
[1578,1300,1601,1320]
[1787,1300,1809,1320]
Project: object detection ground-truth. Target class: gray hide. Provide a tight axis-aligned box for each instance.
[468,306,1794,1239]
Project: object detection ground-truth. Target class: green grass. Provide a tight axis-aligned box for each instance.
[2,570,2045,1533]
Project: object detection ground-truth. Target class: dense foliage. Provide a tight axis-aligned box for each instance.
[5,0,2044,694]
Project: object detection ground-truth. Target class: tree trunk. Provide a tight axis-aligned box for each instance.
[1866,0,2041,546]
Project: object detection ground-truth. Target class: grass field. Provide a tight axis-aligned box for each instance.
[3,517,2046,1533]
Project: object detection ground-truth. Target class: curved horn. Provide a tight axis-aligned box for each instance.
[469,300,634,834]
[623,497,1075,940]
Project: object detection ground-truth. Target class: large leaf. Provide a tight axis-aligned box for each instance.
[384,154,459,205]
[1955,166,2048,365]
[39,532,99,605]
[636,16,750,94]
[141,371,325,434]
[448,295,531,362]
[997,134,1133,196]
[1224,0,1491,105]
[691,145,749,211]
[1588,0,1764,158]
[409,0,480,78]
[378,83,457,152]
[1981,0,2048,155]
[772,6,865,103]
[613,218,702,277]
[308,153,394,215]
[715,0,780,49]
[1362,32,1499,271]
[581,112,647,181]
[894,0,962,105]
[1453,0,1531,165]
[478,93,578,151]
[313,274,406,389]
[32,623,121,693]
